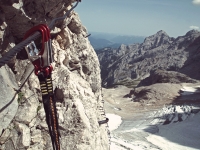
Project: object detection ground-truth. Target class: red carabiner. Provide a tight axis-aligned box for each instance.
[24,24,51,55]
[24,24,53,76]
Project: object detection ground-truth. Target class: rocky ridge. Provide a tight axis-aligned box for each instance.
[0,1,109,150]
[137,69,199,87]
[97,30,200,87]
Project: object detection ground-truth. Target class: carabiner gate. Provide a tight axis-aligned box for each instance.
[24,24,53,76]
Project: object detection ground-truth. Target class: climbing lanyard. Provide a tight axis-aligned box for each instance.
[21,2,81,150]
[3,1,81,150]
[0,0,109,148]
[24,24,60,150]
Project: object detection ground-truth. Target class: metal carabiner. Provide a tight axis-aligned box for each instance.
[24,24,50,55]
[24,24,53,76]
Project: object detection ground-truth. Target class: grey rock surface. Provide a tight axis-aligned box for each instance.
[137,69,199,87]
[0,65,18,135]
[131,83,182,103]
[97,30,200,87]
[179,35,200,79]
[0,1,109,150]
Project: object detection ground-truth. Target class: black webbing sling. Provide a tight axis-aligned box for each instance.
[38,73,60,150]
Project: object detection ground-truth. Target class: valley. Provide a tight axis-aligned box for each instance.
[97,30,200,150]
[97,30,200,88]
[103,85,200,150]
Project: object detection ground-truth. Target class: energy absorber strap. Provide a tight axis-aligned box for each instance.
[24,24,60,150]
[38,73,60,150]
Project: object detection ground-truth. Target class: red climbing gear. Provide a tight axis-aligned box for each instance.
[24,24,60,150]
[24,24,53,76]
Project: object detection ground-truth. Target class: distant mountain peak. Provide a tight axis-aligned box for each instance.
[143,30,171,49]
[118,44,127,50]
[96,29,200,87]
[185,29,200,36]
[156,30,168,36]
[89,33,145,49]
[144,30,169,41]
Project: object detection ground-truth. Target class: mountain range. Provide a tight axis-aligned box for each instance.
[88,32,145,50]
[96,30,200,87]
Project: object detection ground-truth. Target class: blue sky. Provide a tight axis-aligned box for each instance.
[76,0,200,37]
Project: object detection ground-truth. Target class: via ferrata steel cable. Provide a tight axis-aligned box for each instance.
[0,1,80,67]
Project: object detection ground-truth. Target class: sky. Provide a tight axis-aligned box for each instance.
[75,0,200,37]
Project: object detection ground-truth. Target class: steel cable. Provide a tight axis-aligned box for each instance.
[0,1,80,67]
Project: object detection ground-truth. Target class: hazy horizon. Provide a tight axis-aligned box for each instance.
[88,29,199,39]
[89,31,146,37]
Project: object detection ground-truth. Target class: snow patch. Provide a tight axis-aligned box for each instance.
[111,138,144,150]
[106,113,122,131]
[147,112,200,150]
[180,86,200,95]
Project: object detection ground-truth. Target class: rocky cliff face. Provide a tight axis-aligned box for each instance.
[0,1,110,150]
[97,30,200,87]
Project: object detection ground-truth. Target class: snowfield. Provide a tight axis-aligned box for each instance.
[147,111,200,150]
[108,105,200,150]
[181,86,200,95]
[105,85,200,150]
[106,114,122,131]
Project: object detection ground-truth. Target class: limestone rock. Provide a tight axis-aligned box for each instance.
[131,83,182,103]
[68,12,86,34]
[58,28,73,49]
[14,122,31,147]
[0,65,18,134]
[179,35,200,79]
[138,69,199,87]
[97,30,200,87]
[0,128,11,144]
[27,144,43,150]
[0,1,109,150]
[14,91,38,124]
[30,128,42,144]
